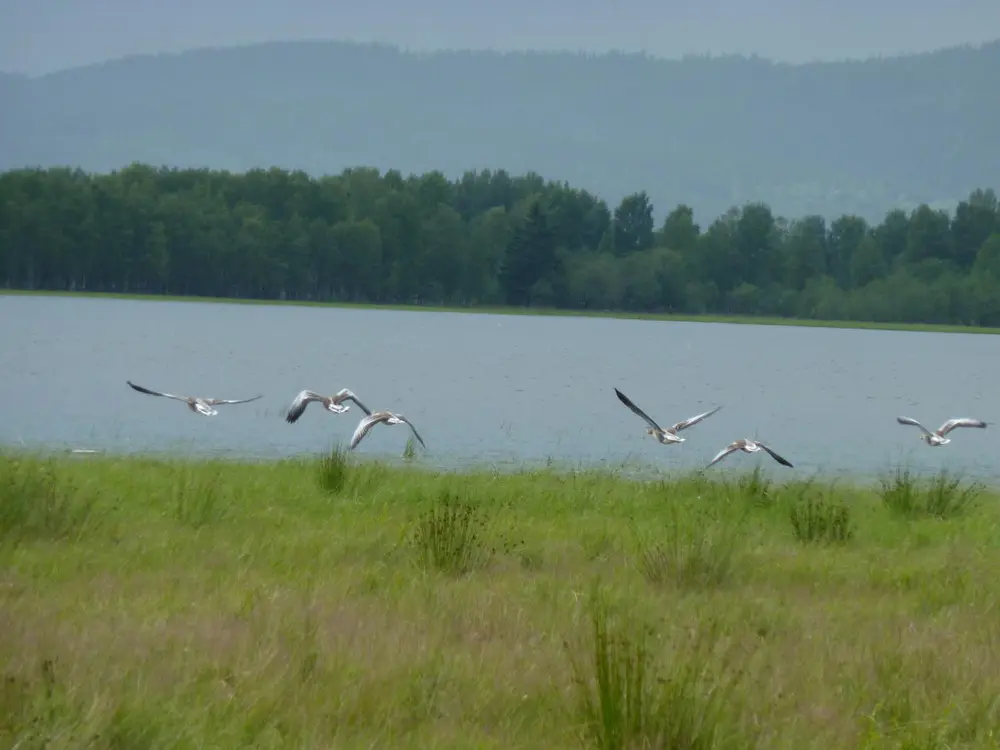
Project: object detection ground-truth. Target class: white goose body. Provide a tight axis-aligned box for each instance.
[349,410,426,451]
[614,387,721,446]
[284,389,371,424]
[126,380,262,416]
[707,438,794,468]
[896,416,987,446]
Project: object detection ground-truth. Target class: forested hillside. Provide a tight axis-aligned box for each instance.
[2,40,999,221]
[3,163,1000,326]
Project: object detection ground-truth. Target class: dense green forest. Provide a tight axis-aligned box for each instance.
[2,163,1000,326]
[3,40,999,221]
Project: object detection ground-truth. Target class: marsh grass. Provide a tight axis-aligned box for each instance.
[407,490,526,574]
[879,468,983,519]
[316,443,351,494]
[785,479,855,545]
[402,437,417,461]
[0,453,97,542]
[728,466,774,509]
[4,452,1000,747]
[567,588,748,750]
[632,499,746,589]
[170,462,231,528]
[410,491,493,573]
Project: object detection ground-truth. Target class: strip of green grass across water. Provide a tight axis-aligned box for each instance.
[2,449,1000,747]
[4,288,998,334]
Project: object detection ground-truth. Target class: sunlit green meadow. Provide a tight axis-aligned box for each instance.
[3,448,1000,748]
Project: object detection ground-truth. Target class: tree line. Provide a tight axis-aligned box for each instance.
[2,163,1000,326]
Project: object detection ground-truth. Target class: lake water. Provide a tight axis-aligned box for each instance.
[1,294,997,482]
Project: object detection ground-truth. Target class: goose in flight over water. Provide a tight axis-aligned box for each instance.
[614,387,721,445]
[707,438,794,468]
[349,410,427,451]
[896,416,988,446]
[284,389,371,424]
[126,380,263,416]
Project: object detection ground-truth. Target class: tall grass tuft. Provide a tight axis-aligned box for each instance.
[729,466,774,508]
[402,437,417,461]
[785,479,854,544]
[566,588,744,750]
[171,463,228,528]
[879,468,982,519]
[922,470,983,518]
[0,453,97,542]
[316,443,351,495]
[633,501,745,590]
[411,491,492,574]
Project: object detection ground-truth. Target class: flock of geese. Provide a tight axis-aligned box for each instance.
[124,379,989,468]
[612,388,988,468]
[125,380,426,452]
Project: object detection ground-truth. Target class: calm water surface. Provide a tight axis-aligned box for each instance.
[2,295,997,481]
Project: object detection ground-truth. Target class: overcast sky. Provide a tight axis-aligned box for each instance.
[3,0,1000,76]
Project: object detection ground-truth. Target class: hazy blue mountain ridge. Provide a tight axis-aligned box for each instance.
[2,39,998,222]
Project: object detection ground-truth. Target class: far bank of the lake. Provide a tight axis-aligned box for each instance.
[4,288,998,336]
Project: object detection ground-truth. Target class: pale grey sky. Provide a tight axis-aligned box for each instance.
[3,0,1000,75]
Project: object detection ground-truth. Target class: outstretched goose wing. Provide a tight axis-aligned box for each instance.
[670,405,722,433]
[397,415,427,449]
[707,441,742,468]
[336,389,372,416]
[127,380,189,402]
[758,442,794,468]
[896,416,933,437]
[614,388,663,431]
[937,417,988,435]
[284,390,323,423]
[205,395,263,406]
[349,413,386,450]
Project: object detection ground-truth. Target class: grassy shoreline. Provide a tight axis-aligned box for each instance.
[4,287,998,335]
[3,450,1000,747]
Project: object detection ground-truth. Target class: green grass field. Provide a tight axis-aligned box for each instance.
[3,449,1000,748]
[4,288,998,335]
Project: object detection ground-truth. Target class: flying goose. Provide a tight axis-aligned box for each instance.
[614,387,721,445]
[126,380,262,416]
[707,438,794,468]
[349,410,426,451]
[896,416,987,446]
[284,389,371,424]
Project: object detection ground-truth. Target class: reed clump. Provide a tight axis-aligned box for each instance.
[316,443,352,494]
[632,498,746,590]
[878,468,983,519]
[784,479,856,545]
[566,587,748,750]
